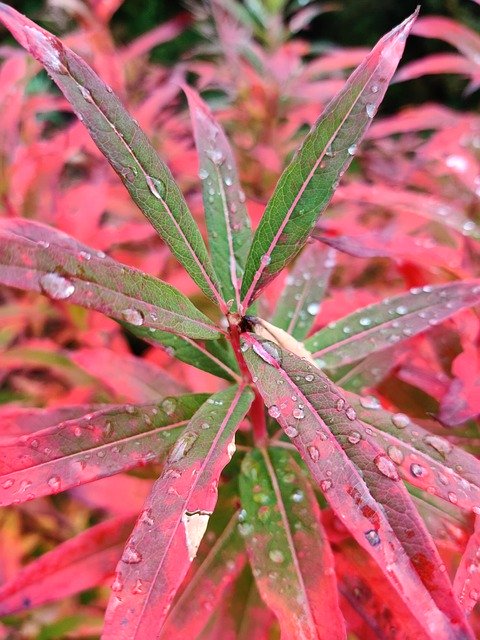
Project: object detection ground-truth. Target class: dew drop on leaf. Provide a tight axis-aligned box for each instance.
[307,302,320,315]
[365,530,381,546]
[2,479,14,489]
[47,475,61,491]
[161,397,177,416]
[169,432,198,463]
[307,446,320,462]
[392,413,410,429]
[269,549,285,564]
[268,405,281,419]
[335,398,345,411]
[359,317,372,326]
[39,273,75,300]
[345,406,357,421]
[387,445,404,465]
[410,463,427,478]
[448,492,458,504]
[348,431,361,444]
[198,168,209,180]
[285,426,299,438]
[366,103,376,118]
[291,489,304,502]
[121,308,144,326]
[374,454,399,480]
[206,149,225,165]
[111,572,124,592]
[146,175,166,199]
[423,435,452,456]
[360,396,380,409]
[320,479,332,492]
[305,374,315,382]
[293,407,305,419]
[121,545,142,564]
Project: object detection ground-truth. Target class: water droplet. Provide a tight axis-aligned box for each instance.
[161,397,177,416]
[240,340,249,353]
[121,545,142,564]
[360,396,380,410]
[169,432,198,462]
[346,406,356,421]
[335,398,345,411]
[224,175,233,186]
[268,405,281,419]
[469,589,479,601]
[307,302,320,315]
[371,84,379,93]
[121,308,144,326]
[80,86,94,103]
[374,454,399,480]
[146,175,166,199]
[285,426,299,438]
[2,479,14,489]
[359,317,372,327]
[47,475,61,491]
[410,463,426,478]
[305,374,315,382]
[387,445,404,465]
[261,254,271,266]
[348,144,357,156]
[269,549,284,564]
[395,305,408,315]
[307,446,319,462]
[293,407,305,419]
[445,154,468,173]
[423,435,452,456]
[392,413,410,429]
[198,168,209,180]
[261,341,282,363]
[291,489,304,503]
[365,530,381,546]
[448,492,458,504]
[140,508,154,526]
[320,479,332,492]
[131,579,143,594]
[40,273,75,300]
[206,149,225,165]
[366,103,376,118]
[348,431,361,444]
[111,572,124,592]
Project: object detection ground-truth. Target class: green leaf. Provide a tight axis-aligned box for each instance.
[271,243,335,339]
[184,85,252,310]
[305,281,480,368]
[240,11,417,307]
[103,385,254,640]
[239,447,346,639]
[0,219,220,340]
[0,3,224,305]
[0,394,209,506]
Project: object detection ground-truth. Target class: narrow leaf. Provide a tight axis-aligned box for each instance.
[184,85,252,310]
[0,219,221,340]
[0,394,209,506]
[0,516,134,615]
[159,513,247,639]
[239,447,346,640]
[305,281,480,368]
[242,334,473,639]
[271,243,336,340]
[454,515,480,615]
[102,385,253,640]
[240,11,417,307]
[0,3,223,304]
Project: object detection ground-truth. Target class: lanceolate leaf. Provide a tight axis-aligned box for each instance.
[347,393,480,514]
[0,219,221,340]
[242,334,473,639]
[0,516,135,615]
[129,326,240,382]
[103,385,253,640]
[0,3,223,305]
[271,243,336,340]
[239,447,346,640]
[159,513,247,639]
[184,85,252,310]
[454,515,480,615]
[240,11,417,307]
[305,281,480,368]
[0,394,209,506]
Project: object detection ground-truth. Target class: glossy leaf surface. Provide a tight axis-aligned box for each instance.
[239,447,346,640]
[305,281,480,368]
[184,85,251,310]
[240,11,417,307]
[0,219,221,340]
[0,395,208,506]
[103,385,253,640]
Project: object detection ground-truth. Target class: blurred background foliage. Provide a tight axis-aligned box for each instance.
[4,0,480,113]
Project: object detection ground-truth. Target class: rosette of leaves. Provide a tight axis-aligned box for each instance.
[0,4,480,639]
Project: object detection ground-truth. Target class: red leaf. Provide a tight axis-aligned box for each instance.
[454,516,480,615]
